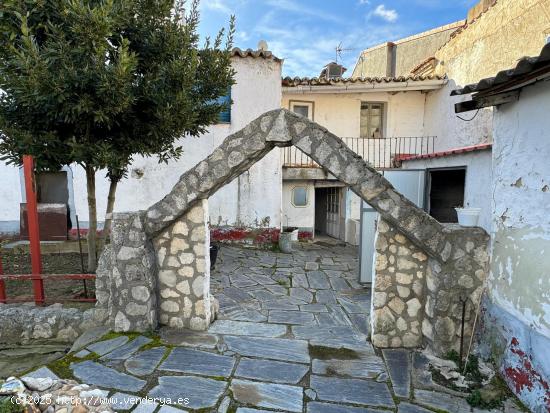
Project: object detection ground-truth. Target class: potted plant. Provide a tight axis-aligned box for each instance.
[454,203,482,227]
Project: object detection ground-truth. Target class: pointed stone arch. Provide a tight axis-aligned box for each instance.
[96,109,489,355]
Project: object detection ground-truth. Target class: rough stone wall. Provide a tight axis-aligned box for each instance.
[154,200,216,330]
[95,212,157,332]
[93,109,490,352]
[371,220,427,348]
[0,304,99,344]
[371,221,489,353]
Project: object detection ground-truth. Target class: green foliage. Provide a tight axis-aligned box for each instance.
[0,397,25,413]
[0,0,235,175]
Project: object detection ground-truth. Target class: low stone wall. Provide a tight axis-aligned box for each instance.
[371,219,427,348]
[154,200,216,330]
[95,211,158,332]
[371,219,490,354]
[0,303,99,344]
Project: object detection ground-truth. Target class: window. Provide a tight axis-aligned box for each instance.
[292,186,308,207]
[216,88,231,123]
[289,100,314,120]
[360,102,385,138]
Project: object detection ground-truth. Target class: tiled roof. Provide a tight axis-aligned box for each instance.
[282,74,445,87]
[231,48,282,62]
[397,143,492,162]
[451,43,550,96]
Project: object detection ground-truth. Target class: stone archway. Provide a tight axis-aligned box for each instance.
[96,109,489,355]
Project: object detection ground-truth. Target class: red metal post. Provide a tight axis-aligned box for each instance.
[23,155,45,305]
[0,255,6,303]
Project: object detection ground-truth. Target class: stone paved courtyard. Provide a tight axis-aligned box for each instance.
[26,242,525,413]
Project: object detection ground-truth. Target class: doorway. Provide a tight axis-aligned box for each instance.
[315,186,344,240]
[426,168,466,223]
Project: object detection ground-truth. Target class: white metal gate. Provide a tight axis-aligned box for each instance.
[359,170,426,283]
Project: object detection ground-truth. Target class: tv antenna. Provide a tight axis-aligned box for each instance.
[335,42,361,64]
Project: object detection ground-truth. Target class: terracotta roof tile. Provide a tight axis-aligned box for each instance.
[282,74,446,87]
[231,47,282,62]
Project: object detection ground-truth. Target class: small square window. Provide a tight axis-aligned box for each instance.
[290,101,314,120]
[292,186,308,207]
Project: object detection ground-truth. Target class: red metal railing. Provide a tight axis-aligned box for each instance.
[282,136,436,169]
[0,155,95,305]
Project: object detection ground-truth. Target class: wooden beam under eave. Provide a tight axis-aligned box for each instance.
[454,90,520,113]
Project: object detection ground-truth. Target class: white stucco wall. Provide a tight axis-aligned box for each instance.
[423,85,493,151]
[282,91,427,138]
[489,79,550,338]
[401,149,493,232]
[282,181,315,230]
[0,56,283,232]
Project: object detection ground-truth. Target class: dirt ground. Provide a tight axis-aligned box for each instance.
[0,249,95,301]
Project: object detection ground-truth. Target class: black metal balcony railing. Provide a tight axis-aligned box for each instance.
[282,136,436,169]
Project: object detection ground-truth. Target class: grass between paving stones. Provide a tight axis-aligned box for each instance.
[47,352,100,380]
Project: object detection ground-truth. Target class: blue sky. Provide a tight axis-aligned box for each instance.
[198,0,477,77]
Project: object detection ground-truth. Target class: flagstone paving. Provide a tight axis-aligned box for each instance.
[22,241,525,412]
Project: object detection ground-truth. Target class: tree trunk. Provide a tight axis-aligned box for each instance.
[97,177,118,253]
[85,165,98,273]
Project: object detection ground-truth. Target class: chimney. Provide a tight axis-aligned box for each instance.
[320,62,347,79]
[386,42,396,77]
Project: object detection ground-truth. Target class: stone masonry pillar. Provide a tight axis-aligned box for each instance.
[153,199,215,330]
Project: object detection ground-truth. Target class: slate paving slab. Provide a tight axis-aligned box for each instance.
[268,310,316,325]
[312,354,386,379]
[23,367,59,380]
[124,347,166,376]
[219,307,268,322]
[310,375,395,409]
[208,320,286,337]
[414,389,471,413]
[70,326,111,353]
[383,349,412,398]
[160,347,235,377]
[230,379,303,412]
[110,392,139,411]
[160,328,219,349]
[157,406,188,413]
[307,402,386,413]
[87,336,129,356]
[397,402,434,413]
[223,335,310,364]
[102,336,152,360]
[71,361,146,392]
[150,376,226,410]
[132,402,159,413]
[235,357,309,384]
[307,272,331,289]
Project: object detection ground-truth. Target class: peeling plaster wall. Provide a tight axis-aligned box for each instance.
[401,149,493,232]
[0,56,283,233]
[484,79,550,411]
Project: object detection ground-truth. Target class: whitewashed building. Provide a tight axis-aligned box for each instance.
[0,48,284,241]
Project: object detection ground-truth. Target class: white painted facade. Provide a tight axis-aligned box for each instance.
[282,90,429,138]
[401,149,493,232]
[0,55,283,233]
[489,79,550,339]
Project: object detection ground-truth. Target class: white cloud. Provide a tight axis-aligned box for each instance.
[358,0,371,4]
[373,4,398,22]
[201,0,232,15]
